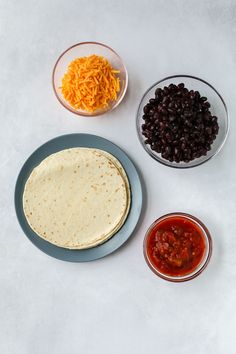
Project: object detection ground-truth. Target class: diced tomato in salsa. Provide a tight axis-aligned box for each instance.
[146,217,206,276]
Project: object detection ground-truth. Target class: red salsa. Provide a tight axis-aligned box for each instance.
[146,217,206,276]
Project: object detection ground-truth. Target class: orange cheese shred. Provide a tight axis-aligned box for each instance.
[60,55,120,112]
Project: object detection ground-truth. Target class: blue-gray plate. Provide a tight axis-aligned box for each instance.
[15,134,142,262]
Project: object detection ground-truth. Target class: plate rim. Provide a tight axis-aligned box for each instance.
[15,133,143,262]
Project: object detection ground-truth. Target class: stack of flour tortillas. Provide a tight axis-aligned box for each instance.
[23,148,131,249]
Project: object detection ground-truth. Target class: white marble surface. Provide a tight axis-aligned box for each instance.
[1,0,236,353]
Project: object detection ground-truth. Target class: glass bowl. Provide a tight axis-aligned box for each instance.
[143,212,212,282]
[136,75,229,168]
[52,42,128,116]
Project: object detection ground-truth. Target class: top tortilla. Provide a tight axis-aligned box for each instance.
[23,148,130,249]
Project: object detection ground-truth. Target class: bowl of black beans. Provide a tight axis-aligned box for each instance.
[137,75,228,168]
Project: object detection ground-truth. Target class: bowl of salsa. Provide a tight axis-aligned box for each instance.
[144,213,212,282]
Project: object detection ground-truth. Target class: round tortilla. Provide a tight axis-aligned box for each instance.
[23,148,130,249]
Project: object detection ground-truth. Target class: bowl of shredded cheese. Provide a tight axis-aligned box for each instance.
[52,42,128,116]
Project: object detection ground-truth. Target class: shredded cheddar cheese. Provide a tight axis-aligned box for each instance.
[60,55,120,112]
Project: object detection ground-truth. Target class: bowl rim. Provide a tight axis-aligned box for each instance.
[143,212,212,282]
[136,74,229,168]
[52,41,128,117]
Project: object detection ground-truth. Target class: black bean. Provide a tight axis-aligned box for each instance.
[161,138,167,145]
[184,147,190,155]
[161,152,169,159]
[174,147,179,156]
[176,108,181,115]
[172,126,179,133]
[168,108,175,114]
[149,98,156,104]
[162,96,170,104]
[205,127,212,135]
[161,108,168,116]
[149,109,155,115]
[143,104,151,114]
[165,146,172,155]
[212,116,218,123]
[213,124,219,134]
[165,132,173,142]
[153,112,159,119]
[169,115,176,122]
[178,83,185,89]
[162,116,168,123]
[155,88,162,96]
[163,86,169,94]
[145,131,152,138]
[159,122,165,130]
[168,101,175,109]
[176,90,182,96]
[204,102,211,109]
[141,83,219,162]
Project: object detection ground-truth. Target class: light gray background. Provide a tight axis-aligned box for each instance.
[1,1,236,353]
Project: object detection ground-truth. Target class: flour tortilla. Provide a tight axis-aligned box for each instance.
[23,148,130,249]
[85,148,131,221]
